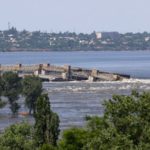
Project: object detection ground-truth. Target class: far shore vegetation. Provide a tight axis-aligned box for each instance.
[1,27,150,52]
[1,72,150,149]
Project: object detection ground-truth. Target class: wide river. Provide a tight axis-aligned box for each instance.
[0,50,150,78]
[0,51,150,131]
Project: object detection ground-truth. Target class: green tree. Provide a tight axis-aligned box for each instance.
[22,76,42,114]
[103,91,147,146]
[0,122,34,150]
[38,144,58,150]
[34,94,60,147]
[59,91,150,150]
[58,128,87,150]
[0,76,6,108]
[84,116,134,150]
[2,72,21,115]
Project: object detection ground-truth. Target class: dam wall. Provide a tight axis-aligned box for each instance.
[0,64,130,81]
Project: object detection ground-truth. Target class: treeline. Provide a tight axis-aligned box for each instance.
[1,73,150,149]
[1,27,150,51]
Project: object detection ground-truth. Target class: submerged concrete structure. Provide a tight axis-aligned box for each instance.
[0,64,130,81]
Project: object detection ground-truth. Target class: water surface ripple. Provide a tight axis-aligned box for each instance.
[0,80,150,131]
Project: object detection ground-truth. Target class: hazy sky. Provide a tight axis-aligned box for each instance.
[1,0,150,33]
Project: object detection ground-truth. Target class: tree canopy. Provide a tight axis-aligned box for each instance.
[0,76,6,108]
[0,122,34,150]
[22,75,42,114]
[2,72,21,115]
[34,94,60,147]
[59,91,150,150]
[0,93,60,150]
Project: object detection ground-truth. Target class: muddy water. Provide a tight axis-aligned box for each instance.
[0,79,150,131]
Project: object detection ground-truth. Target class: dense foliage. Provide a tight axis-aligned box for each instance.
[0,91,60,150]
[0,76,6,108]
[58,91,150,150]
[0,74,42,115]
[34,94,60,147]
[0,122,34,150]
[22,75,42,114]
[2,72,21,115]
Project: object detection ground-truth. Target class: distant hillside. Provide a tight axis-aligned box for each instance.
[1,27,150,51]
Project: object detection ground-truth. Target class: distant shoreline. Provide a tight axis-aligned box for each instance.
[1,29,150,52]
[1,49,150,52]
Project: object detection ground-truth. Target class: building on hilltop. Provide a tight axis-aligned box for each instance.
[95,32,120,40]
[95,32,102,39]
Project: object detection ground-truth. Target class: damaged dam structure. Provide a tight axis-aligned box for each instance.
[0,64,130,81]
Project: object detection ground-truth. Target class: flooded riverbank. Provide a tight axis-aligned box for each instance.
[0,79,150,131]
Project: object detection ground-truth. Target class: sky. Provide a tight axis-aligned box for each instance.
[0,0,150,33]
